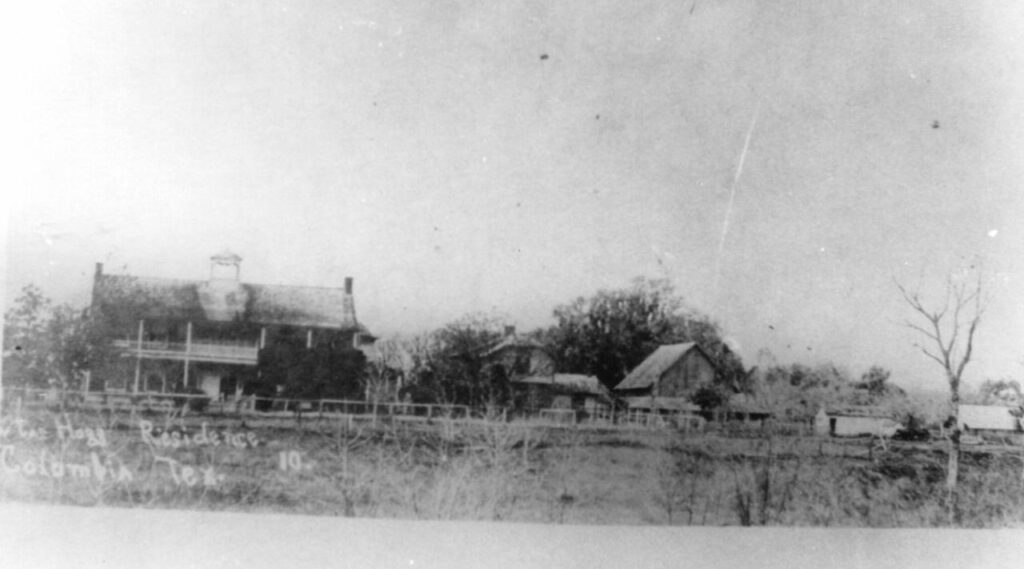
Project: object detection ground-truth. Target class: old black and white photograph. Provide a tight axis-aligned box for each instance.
[2,1,1023,567]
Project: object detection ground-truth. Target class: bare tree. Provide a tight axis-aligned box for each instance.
[363,335,406,411]
[896,271,985,497]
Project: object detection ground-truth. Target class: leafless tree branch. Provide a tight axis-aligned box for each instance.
[895,271,985,393]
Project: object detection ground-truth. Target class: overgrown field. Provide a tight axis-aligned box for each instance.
[2,408,1023,527]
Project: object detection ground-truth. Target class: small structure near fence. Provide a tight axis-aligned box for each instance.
[512,373,612,417]
[957,404,1022,444]
[724,395,773,426]
[814,407,900,438]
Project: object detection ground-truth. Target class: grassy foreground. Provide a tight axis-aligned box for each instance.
[1,408,1023,527]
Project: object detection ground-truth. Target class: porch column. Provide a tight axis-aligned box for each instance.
[306,329,313,349]
[260,327,267,349]
[133,319,144,393]
[183,321,193,388]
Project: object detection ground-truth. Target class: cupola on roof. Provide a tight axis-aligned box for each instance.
[211,250,242,265]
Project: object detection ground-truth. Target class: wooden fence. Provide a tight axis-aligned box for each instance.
[11,387,1013,448]
[0,386,815,432]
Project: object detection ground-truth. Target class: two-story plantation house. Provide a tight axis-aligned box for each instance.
[89,251,375,400]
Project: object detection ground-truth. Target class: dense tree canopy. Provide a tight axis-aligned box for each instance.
[3,285,113,391]
[749,362,851,421]
[543,278,747,391]
[256,335,367,400]
[971,379,1022,406]
[400,313,509,408]
[3,285,55,388]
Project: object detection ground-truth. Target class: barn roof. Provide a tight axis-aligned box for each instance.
[958,405,1020,432]
[614,342,706,391]
[93,273,364,331]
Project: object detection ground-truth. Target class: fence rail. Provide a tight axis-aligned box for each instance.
[1,386,700,431]
[2,387,974,443]
[0,387,479,422]
[2,386,653,423]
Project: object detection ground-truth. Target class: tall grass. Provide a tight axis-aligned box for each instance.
[2,407,1023,527]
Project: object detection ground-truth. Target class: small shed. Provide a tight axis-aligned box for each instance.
[614,343,716,398]
[815,407,900,437]
[513,373,611,414]
[957,405,1021,433]
[726,398,773,424]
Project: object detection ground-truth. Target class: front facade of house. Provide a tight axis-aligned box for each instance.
[89,252,375,400]
[484,326,556,381]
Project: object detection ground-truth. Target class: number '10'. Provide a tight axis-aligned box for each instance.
[279,450,302,471]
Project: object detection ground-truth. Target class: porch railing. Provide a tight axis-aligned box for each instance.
[112,339,259,364]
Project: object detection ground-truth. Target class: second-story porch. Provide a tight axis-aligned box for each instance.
[112,338,259,365]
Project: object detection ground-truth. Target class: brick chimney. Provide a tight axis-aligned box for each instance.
[90,262,104,309]
[343,277,357,327]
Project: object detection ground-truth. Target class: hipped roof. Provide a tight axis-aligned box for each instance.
[615,342,706,391]
[93,273,365,331]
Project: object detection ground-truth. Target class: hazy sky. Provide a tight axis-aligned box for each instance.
[6,1,1024,391]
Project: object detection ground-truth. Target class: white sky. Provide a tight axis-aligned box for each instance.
[5,0,1024,391]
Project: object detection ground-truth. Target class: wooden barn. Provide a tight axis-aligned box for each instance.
[613,342,716,399]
